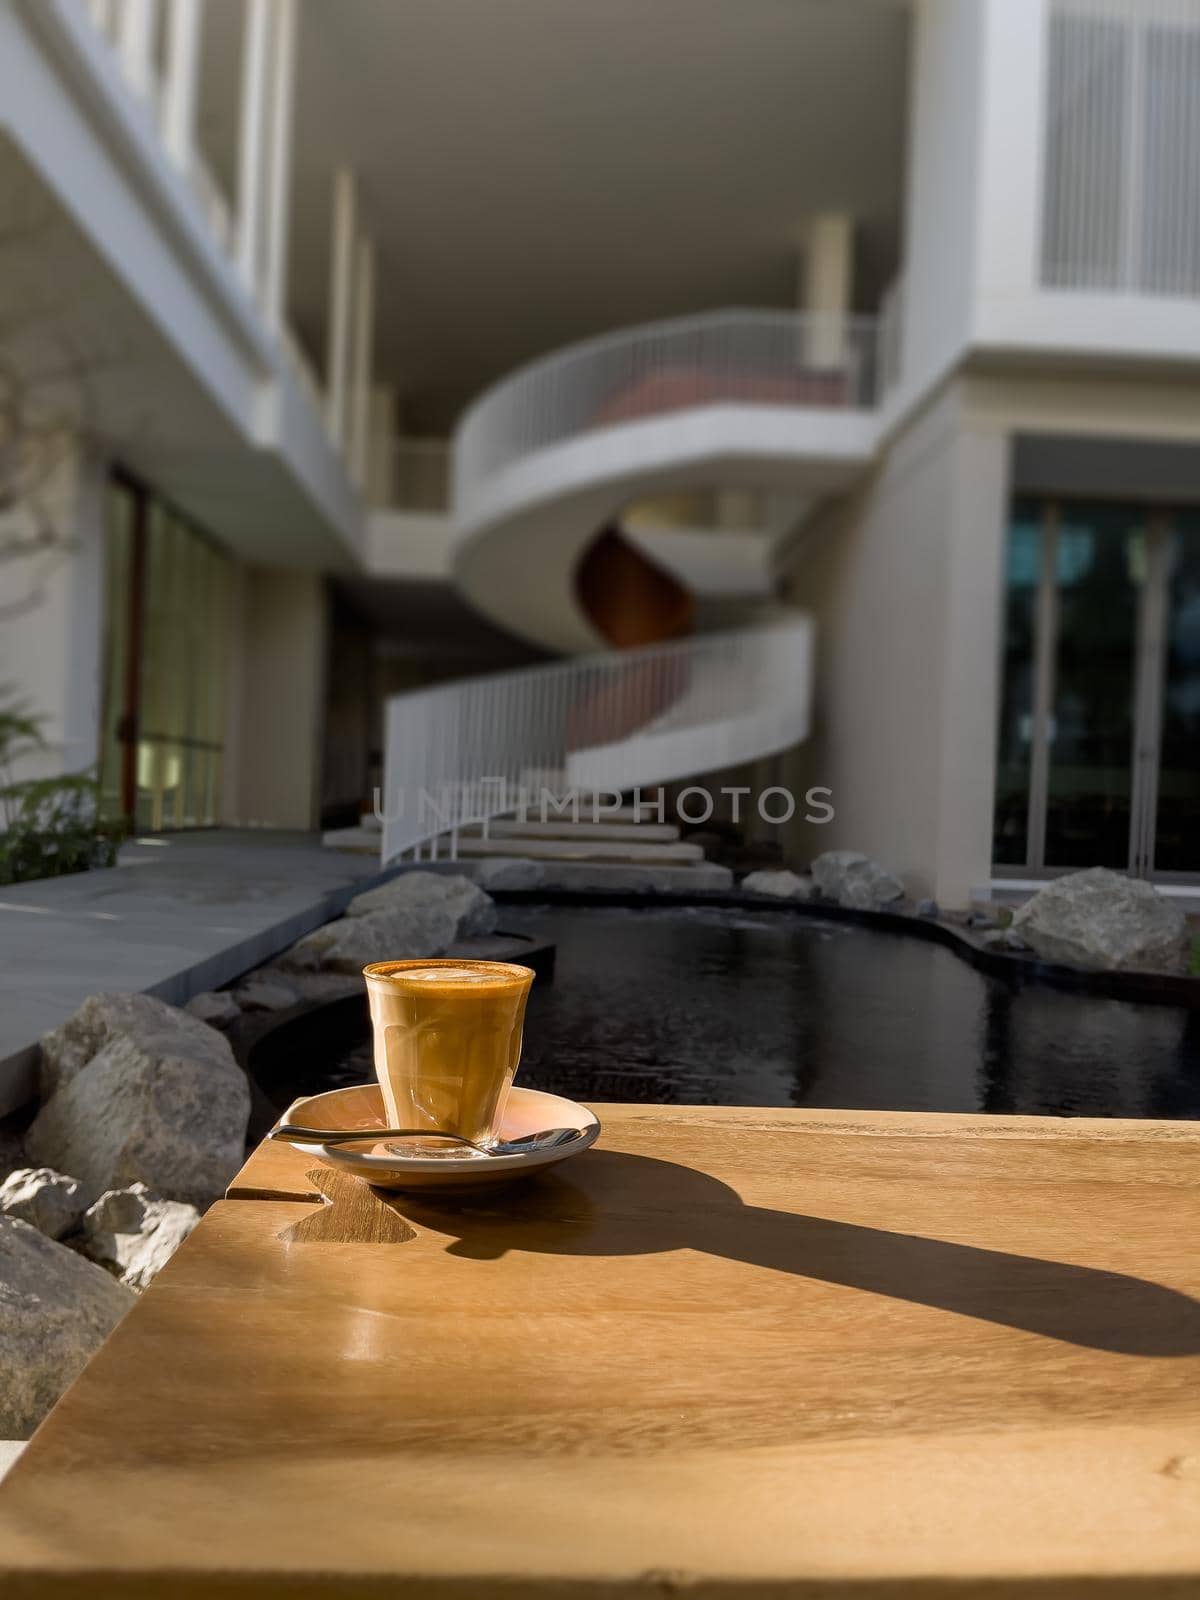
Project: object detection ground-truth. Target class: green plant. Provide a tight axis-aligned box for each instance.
[0,688,125,885]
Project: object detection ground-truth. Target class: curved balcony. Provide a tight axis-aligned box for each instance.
[450,309,881,653]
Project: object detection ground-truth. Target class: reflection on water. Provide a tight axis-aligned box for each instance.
[321,905,1200,1120]
[504,905,1200,1119]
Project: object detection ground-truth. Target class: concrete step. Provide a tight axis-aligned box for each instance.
[322,827,380,854]
[447,835,704,865]
[389,857,734,893]
[534,860,733,893]
[597,804,670,824]
[477,819,681,844]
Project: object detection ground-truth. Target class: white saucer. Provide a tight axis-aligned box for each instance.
[283,1083,600,1191]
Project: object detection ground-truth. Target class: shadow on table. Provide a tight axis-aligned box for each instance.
[399,1149,1200,1358]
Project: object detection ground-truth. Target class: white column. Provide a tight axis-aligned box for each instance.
[973,0,1047,324]
[801,212,853,367]
[367,384,398,506]
[350,235,376,487]
[263,0,298,332]
[325,168,357,447]
[236,0,271,293]
[161,0,201,171]
[117,0,158,99]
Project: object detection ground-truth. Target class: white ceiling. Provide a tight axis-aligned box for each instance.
[198,0,910,430]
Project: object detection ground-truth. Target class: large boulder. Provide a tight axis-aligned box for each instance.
[0,1168,85,1241]
[79,1183,199,1293]
[467,858,546,891]
[184,990,241,1029]
[1011,868,1188,973]
[232,977,299,1012]
[811,850,905,911]
[26,993,250,1209]
[0,1215,134,1437]
[279,901,459,975]
[38,991,234,1101]
[346,872,498,937]
[741,869,813,901]
[253,966,363,1003]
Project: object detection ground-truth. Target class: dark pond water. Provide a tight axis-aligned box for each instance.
[277,904,1200,1120]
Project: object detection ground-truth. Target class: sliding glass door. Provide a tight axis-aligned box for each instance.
[994,497,1200,879]
[1153,516,1200,873]
[99,476,233,830]
[1043,502,1140,869]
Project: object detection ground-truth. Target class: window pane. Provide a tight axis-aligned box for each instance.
[134,500,232,829]
[97,485,135,820]
[992,503,1042,866]
[1154,514,1200,872]
[1044,503,1139,869]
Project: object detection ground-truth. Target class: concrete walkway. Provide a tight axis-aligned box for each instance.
[0,831,389,1114]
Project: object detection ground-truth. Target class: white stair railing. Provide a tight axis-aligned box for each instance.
[377,617,812,864]
[453,308,878,523]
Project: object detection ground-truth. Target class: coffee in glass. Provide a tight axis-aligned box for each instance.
[361,959,534,1149]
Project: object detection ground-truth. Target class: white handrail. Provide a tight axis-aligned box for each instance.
[378,616,812,863]
[454,308,878,521]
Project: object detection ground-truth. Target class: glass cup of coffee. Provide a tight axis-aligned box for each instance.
[362,959,535,1151]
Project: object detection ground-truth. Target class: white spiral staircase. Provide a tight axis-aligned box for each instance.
[374,617,812,865]
[450,307,879,653]
[363,309,880,868]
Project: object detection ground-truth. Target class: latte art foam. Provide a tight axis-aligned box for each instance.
[397,965,512,986]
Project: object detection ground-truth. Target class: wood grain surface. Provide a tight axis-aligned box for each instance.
[3,1104,1200,1596]
[276,1168,417,1244]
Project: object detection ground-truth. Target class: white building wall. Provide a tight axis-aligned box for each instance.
[783,381,1009,907]
[230,567,327,830]
[895,0,989,411]
[972,0,1047,333]
[0,444,107,782]
[905,0,1200,371]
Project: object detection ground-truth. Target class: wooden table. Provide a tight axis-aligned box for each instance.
[2,1105,1200,1596]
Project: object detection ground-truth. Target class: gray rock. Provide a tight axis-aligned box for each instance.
[39,991,233,1101]
[79,1182,200,1293]
[279,901,460,975]
[741,869,812,901]
[232,978,298,1012]
[810,850,863,901]
[914,898,940,919]
[465,857,546,891]
[811,850,905,911]
[184,990,241,1029]
[347,871,498,937]
[1011,868,1188,973]
[0,1167,85,1241]
[254,966,364,1003]
[27,995,250,1209]
[0,1214,134,1437]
